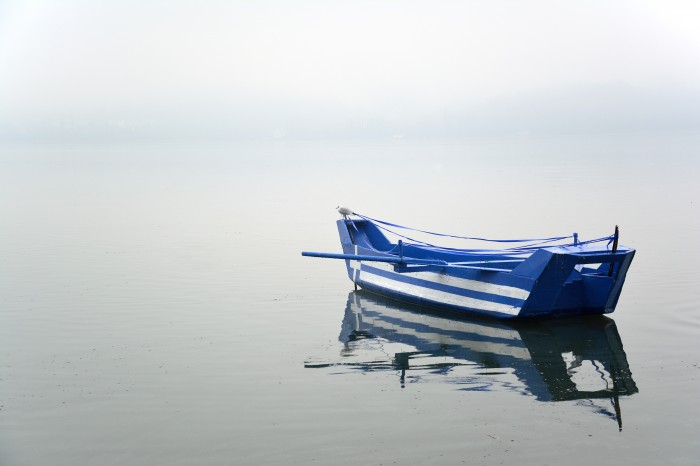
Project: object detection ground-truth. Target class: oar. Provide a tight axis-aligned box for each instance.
[301,251,447,266]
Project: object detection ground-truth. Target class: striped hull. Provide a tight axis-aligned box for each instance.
[337,220,635,319]
[348,254,527,318]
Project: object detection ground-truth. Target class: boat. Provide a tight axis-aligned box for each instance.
[302,209,635,319]
[305,291,638,430]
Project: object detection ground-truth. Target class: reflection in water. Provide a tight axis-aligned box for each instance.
[306,291,638,430]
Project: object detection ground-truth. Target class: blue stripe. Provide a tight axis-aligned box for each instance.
[357,246,534,292]
[354,245,534,290]
[361,264,526,308]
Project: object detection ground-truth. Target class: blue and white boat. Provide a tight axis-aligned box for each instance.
[302,209,635,319]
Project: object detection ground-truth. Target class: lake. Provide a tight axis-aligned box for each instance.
[1,132,699,465]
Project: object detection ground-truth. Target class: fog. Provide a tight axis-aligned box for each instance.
[1,0,699,140]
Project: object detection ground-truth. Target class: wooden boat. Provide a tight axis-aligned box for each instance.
[306,291,638,430]
[302,210,635,319]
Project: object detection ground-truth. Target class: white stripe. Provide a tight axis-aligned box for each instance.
[360,268,521,316]
[411,269,530,300]
[351,246,360,282]
[350,261,530,301]
[361,262,530,300]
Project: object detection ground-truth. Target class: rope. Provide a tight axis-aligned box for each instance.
[355,213,572,244]
[352,212,614,254]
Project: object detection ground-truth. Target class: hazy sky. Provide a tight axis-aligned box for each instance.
[1,0,699,139]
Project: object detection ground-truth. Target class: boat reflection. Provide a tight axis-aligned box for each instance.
[306,291,638,430]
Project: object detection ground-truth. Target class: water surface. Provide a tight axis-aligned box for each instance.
[1,133,699,465]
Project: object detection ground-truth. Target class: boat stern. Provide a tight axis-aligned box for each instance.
[513,245,635,317]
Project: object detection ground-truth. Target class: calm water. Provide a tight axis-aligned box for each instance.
[1,133,699,465]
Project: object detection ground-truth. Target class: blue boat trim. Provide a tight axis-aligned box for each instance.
[302,212,636,319]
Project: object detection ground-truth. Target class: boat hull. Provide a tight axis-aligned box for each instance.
[337,220,635,319]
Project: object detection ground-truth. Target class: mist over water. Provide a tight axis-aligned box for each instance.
[1,1,700,141]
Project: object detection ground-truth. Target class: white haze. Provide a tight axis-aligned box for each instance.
[1,0,699,140]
